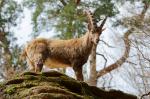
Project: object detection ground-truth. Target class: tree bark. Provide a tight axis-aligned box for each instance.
[88,17,107,86]
[89,44,97,86]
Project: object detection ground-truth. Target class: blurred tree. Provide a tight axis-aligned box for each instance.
[115,0,150,97]
[0,0,23,80]
[23,0,117,38]
[0,1,149,98]
[94,0,150,97]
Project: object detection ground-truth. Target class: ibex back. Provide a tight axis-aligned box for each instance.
[21,10,107,81]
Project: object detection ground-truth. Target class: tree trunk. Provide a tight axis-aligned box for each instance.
[89,44,97,86]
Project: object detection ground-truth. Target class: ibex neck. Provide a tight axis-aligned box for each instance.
[80,32,93,52]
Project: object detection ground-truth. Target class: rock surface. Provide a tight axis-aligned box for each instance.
[0,71,137,99]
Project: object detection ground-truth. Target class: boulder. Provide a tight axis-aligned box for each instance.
[0,71,137,99]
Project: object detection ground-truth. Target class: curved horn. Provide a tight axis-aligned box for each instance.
[84,10,97,33]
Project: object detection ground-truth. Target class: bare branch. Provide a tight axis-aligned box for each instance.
[126,60,137,65]
[140,1,150,19]
[0,72,6,80]
[136,44,150,62]
[96,52,107,68]
[97,1,149,78]
[140,91,150,99]
[99,40,115,48]
[59,0,67,6]
[97,29,132,78]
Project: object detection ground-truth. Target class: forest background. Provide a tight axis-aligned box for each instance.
[0,0,150,98]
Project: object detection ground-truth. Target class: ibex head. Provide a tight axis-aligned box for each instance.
[85,10,107,45]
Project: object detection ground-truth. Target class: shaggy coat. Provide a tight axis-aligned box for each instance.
[22,32,93,81]
[21,10,106,81]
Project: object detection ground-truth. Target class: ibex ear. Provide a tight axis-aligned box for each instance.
[98,16,107,34]
[99,16,107,29]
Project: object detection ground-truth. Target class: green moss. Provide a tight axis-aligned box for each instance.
[60,79,83,94]
[4,85,16,95]
[4,81,38,96]
[24,75,39,80]
[0,82,4,88]
[22,71,39,76]
[41,71,65,77]
[0,71,137,99]
[29,93,80,99]
[5,78,24,85]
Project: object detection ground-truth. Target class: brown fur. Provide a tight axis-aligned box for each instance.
[21,10,104,81]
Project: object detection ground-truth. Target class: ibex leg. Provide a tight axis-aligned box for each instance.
[34,54,44,72]
[73,66,83,81]
[27,58,35,72]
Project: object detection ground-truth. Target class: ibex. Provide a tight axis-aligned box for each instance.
[21,10,107,81]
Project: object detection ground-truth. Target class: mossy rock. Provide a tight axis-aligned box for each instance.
[0,71,137,99]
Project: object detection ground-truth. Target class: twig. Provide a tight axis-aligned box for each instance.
[59,0,67,6]
[96,52,107,68]
[0,72,6,80]
[141,92,150,99]
[99,40,115,48]
[126,60,137,65]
